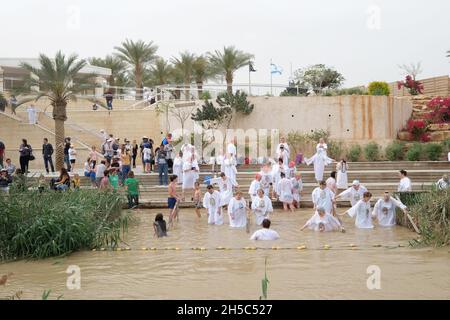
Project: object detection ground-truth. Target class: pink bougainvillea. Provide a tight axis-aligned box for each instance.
[406,119,428,140]
[397,75,424,95]
[426,96,450,123]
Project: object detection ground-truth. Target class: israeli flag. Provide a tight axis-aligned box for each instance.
[271,63,283,75]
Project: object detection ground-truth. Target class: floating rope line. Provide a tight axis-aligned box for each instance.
[91,243,409,252]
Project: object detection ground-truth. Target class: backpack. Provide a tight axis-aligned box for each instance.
[112,143,119,151]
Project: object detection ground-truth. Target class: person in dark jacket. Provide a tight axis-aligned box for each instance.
[64,137,71,171]
[19,139,32,174]
[42,138,55,174]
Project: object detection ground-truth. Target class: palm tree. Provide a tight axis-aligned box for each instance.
[114,39,158,99]
[172,51,196,99]
[88,55,127,88]
[13,51,101,170]
[208,46,254,94]
[149,58,173,85]
[193,55,215,97]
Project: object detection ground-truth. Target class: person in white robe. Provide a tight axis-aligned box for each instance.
[250,218,280,240]
[335,180,368,207]
[326,171,337,195]
[259,163,273,198]
[372,192,408,227]
[276,142,290,167]
[272,158,287,198]
[276,137,290,159]
[291,172,303,208]
[287,161,296,179]
[336,159,349,189]
[203,185,223,225]
[227,139,237,161]
[436,174,449,190]
[209,172,238,207]
[248,173,262,203]
[311,180,335,215]
[27,104,37,124]
[228,191,248,228]
[301,207,343,232]
[341,191,373,229]
[223,155,237,183]
[216,152,224,173]
[304,138,334,182]
[251,189,273,226]
[278,172,294,212]
[398,170,412,192]
[172,152,184,184]
[182,146,200,200]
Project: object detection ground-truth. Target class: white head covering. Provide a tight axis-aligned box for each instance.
[352,180,360,186]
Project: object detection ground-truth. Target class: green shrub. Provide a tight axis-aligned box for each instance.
[347,144,362,162]
[441,139,450,152]
[424,143,443,161]
[405,143,422,161]
[328,140,345,159]
[199,90,212,100]
[385,141,405,161]
[0,189,129,261]
[368,81,390,96]
[363,142,381,161]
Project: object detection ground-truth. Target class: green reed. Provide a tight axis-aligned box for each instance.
[0,189,129,261]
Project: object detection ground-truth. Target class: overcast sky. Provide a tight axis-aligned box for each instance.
[1,0,449,89]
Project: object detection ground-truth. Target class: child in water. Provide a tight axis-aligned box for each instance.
[193,181,202,218]
[153,213,167,237]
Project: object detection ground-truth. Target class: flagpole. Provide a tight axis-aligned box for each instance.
[248,63,251,96]
[270,59,273,96]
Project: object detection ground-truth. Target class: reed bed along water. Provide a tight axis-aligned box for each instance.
[0,188,129,261]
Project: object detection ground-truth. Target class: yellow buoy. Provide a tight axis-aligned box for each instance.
[141,247,148,251]
[124,247,131,251]
[297,245,307,250]
[150,247,157,251]
[116,248,122,251]
[175,247,180,251]
[323,245,331,250]
[100,248,106,251]
[216,247,225,250]
[373,244,382,247]
[199,247,207,251]
[272,246,280,250]
[349,244,357,247]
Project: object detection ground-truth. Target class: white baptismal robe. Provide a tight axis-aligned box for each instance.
[291,178,303,202]
[305,144,333,182]
[173,157,183,183]
[203,191,223,225]
[223,157,237,183]
[311,187,335,214]
[248,179,261,203]
[227,197,247,228]
[338,185,368,206]
[372,197,406,227]
[182,158,199,189]
[304,211,342,232]
[251,195,273,225]
[398,177,412,192]
[272,164,287,195]
[259,170,273,196]
[278,178,294,203]
[250,228,280,241]
[210,176,237,206]
[347,200,374,229]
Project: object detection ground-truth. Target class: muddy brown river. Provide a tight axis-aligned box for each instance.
[1,209,449,299]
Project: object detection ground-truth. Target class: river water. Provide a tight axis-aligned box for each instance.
[1,209,449,300]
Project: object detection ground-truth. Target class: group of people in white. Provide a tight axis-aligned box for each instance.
[192,137,419,241]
